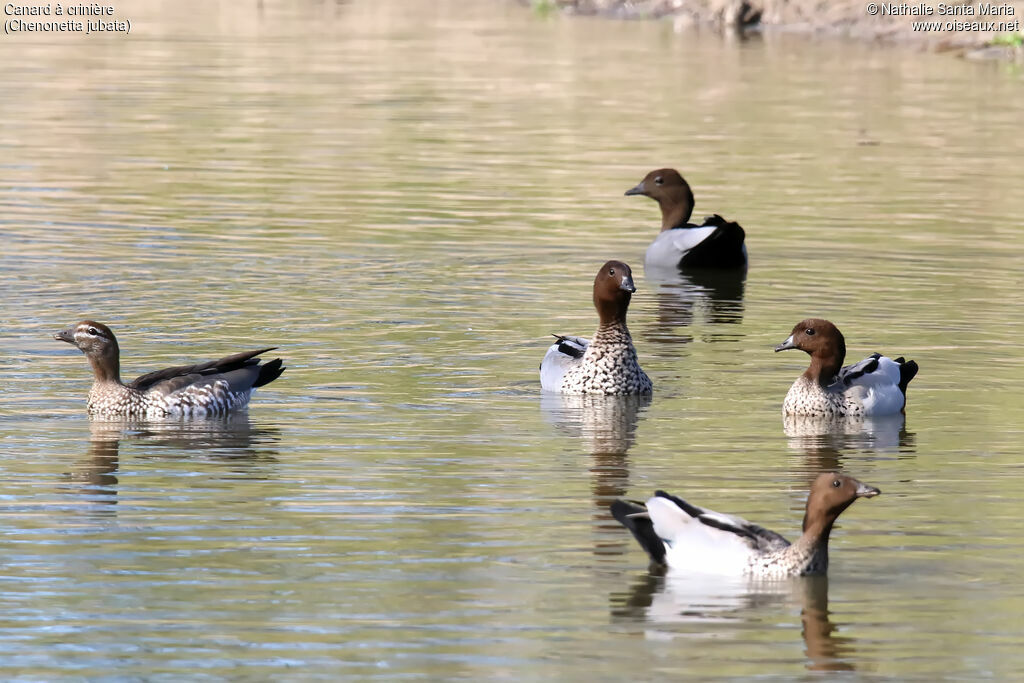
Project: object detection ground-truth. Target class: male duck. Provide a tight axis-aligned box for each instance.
[539,260,652,395]
[611,472,880,578]
[56,320,285,418]
[625,168,747,270]
[775,318,918,417]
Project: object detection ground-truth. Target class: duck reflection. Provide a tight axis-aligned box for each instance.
[643,265,745,345]
[800,576,856,672]
[88,413,280,455]
[540,393,651,557]
[66,426,121,509]
[64,415,281,510]
[540,393,651,457]
[783,413,916,455]
[611,573,856,671]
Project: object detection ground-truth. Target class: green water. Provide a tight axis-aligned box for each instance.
[1,0,1023,678]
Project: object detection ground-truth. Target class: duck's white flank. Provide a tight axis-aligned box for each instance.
[539,336,588,392]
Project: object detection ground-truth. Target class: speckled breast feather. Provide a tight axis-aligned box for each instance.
[559,323,652,395]
[782,376,864,418]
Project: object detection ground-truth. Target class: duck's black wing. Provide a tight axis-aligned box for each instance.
[678,214,747,269]
[130,348,284,394]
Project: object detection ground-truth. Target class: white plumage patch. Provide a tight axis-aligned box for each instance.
[646,496,760,576]
[785,354,908,417]
[539,336,588,392]
[645,226,720,269]
[836,355,906,415]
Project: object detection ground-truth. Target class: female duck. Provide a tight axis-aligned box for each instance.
[775,318,918,417]
[55,320,285,418]
[611,472,880,578]
[539,260,652,395]
[625,168,747,270]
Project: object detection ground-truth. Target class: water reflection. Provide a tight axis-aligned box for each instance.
[800,577,857,672]
[643,266,745,345]
[611,573,856,671]
[541,393,651,557]
[65,427,121,510]
[62,415,281,511]
[783,414,916,454]
[540,393,651,457]
[86,413,281,460]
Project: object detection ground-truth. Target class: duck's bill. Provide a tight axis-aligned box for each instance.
[856,483,881,498]
[624,182,645,196]
[774,335,795,352]
[54,328,76,344]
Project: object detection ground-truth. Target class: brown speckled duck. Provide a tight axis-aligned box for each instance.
[539,261,652,395]
[55,320,285,418]
[611,472,880,578]
[775,318,918,417]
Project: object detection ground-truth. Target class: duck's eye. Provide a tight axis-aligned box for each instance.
[805,328,815,336]
[608,267,615,276]
[654,176,663,186]
[87,327,99,336]
[832,479,842,488]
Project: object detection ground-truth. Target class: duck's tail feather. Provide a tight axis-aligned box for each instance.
[254,358,285,388]
[610,499,667,569]
[898,359,919,395]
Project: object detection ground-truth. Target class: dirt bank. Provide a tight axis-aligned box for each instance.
[539,0,1024,59]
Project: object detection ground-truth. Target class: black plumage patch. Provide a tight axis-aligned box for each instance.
[254,358,286,388]
[898,359,919,395]
[130,347,278,391]
[129,348,285,399]
[841,356,880,386]
[610,500,667,567]
[678,214,747,269]
[553,335,585,359]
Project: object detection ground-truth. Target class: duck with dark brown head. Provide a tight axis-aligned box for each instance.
[626,168,747,271]
[540,261,652,395]
[611,472,880,578]
[775,318,918,417]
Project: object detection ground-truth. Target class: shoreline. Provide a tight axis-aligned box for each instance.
[534,1,1024,61]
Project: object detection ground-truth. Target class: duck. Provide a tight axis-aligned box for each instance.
[610,472,880,578]
[625,168,747,270]
[55,320,285,418]
[775,318,918,417]
[539,260,652,395]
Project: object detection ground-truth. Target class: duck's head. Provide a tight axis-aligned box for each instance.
[593,260,636,325]
[775,319,847,385]
[803,471,880,534]
[55,321,121,382]
[625,168,695,230]
[775,318,846,358]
